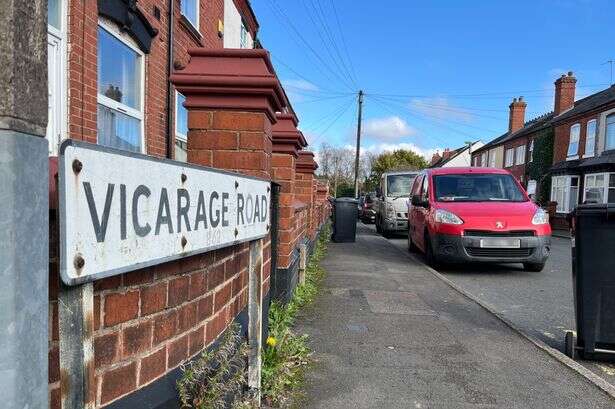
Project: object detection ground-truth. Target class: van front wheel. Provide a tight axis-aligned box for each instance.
[523,262,545,272]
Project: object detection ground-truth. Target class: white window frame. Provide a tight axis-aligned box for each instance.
[567,123,580,159]
[181,0,200,32]
[97,19,145,153]
[584,119,596,158]
[47,0,67,156]
[472,156,478,167]
[515,145,526,165]
[607,114,615,151]
[481,152,488,167]
[583,173,615,204]
[175,91,188,142]
[550,175,579,213]
[528,140,534,162]
[505,148,514,167]
[489,149,496,167]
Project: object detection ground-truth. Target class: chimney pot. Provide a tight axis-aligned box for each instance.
[519,96,524,101]
[508,95,527,133]
[568,71,574,76]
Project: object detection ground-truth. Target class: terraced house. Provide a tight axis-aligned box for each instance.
[550,76,615,228]
[471,94,554,194]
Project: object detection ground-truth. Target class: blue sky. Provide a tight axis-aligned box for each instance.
[252,0,615,158]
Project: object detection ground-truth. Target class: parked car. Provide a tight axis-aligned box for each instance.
[407,167,551,272]
[360,193,376,223]
[374,171,420,237]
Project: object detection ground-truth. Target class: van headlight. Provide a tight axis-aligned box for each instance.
[532,208,549,225]
[386,203,395,218]
[435,209,464,225]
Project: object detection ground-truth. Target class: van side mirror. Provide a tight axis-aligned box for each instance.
[375,187,382,197]
[411,194,428,208]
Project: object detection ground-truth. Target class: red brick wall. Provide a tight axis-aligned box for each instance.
[272,153,296,268]
[503,136,530,183]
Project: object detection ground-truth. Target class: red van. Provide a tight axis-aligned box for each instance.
[407,167,551,271]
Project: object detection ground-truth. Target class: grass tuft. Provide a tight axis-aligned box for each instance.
[261,224,330,407]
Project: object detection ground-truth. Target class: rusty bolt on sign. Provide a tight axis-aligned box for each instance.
[235,180,239,189]
[234,228,239,237]
[72,159,83,174]
[73,254,85,270]
[181,173,187,183]
[181,236,187,248]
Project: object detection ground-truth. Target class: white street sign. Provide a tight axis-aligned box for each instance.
[59,140,270,285]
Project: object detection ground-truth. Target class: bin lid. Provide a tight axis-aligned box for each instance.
[576,203,615,218]
[335,197,358,203]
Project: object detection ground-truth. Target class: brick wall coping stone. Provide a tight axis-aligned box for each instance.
[272,113,307,157]
[170,49,286,123]
[296,151,318,173]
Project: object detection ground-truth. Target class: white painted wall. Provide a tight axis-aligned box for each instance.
[223,0,253,49]
[442,141,485,167]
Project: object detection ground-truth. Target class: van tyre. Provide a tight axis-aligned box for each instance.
[523,262,545,272]
[375,217,382,233]
[424,233,439,269]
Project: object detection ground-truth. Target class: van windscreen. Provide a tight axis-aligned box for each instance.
[434,174,527,202]
[387,174,416,197]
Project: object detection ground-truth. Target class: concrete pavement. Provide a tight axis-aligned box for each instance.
[297,224,615,408]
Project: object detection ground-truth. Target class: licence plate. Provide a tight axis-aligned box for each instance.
[480,238,521,248]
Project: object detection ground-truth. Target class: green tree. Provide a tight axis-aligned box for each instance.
[365,149,428,191]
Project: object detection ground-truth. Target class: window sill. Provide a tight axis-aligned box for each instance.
[566,155,579,161]
[179,14,203,46]
[582,154,595,159]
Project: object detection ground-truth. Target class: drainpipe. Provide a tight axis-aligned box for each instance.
[166,0,175,158]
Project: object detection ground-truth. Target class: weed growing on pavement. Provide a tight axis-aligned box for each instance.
[261,224,330,407]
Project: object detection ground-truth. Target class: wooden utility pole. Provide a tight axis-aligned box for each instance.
[353,90,364,198]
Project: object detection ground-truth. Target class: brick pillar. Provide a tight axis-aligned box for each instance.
[295,151,318,242]
[170,48,285,354]
[271,113,307,270]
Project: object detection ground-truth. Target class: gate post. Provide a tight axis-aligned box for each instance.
[0,1,49,408]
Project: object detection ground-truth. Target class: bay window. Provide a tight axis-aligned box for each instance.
[515,145,525,165]
[505,148,514,167]
[583,173,615,204]
[567,123,580,158]
[584,119,596,157]
[97,22,144,153]
[550,175,579,213]
[607,114,615,151]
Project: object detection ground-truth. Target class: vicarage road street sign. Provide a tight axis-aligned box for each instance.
[59,140,270,286]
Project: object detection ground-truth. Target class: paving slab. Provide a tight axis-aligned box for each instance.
[297,225,615,409]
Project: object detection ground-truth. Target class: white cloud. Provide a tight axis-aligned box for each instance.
[409,97,474,122]
[362,116,416,141]
[345,142,443,161]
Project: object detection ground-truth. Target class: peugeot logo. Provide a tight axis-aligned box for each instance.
[495,221,505,229]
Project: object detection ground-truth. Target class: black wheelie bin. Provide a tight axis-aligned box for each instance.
[565,203,615,361]
[332,197,358,243]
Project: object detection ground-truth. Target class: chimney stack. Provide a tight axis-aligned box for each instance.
[554,71,576,115]
[508,96,527,133]
[431,151,441,166]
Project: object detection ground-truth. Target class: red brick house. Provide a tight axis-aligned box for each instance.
[550,73,615,227]
[471,96,554,191]
[46,0,258,160]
